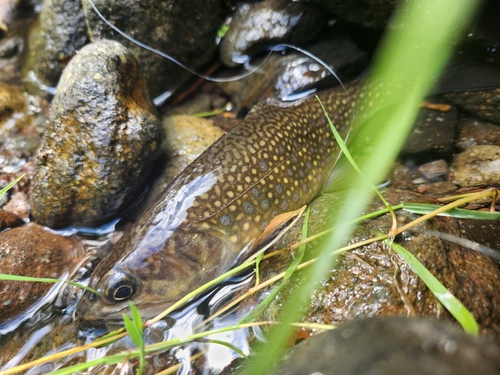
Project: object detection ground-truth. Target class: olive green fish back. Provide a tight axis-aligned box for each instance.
[173,82,362,248]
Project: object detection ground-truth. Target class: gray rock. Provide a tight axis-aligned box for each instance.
[30,40,164,228]
[22,0,88,90]
[402,102,458,155]
[272,317,500,375]
[444,88,500,124]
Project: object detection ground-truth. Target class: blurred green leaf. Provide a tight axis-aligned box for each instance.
[242,0,480,373]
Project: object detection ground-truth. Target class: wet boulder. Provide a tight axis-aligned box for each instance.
[0,223,83,326]
[402,101,458,156]
[219,33,367,110]
[456,115,500,151]
[272,317,500,375]
[22,0,88,92]
[220,0,327,67]
[24,0,229,98]
[30,39,164,228]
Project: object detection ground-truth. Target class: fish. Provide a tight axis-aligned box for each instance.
[76,81,362,322]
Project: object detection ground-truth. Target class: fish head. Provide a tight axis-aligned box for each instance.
[77,225,234,323]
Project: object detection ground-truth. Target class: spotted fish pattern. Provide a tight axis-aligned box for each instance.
[77,81,363,322]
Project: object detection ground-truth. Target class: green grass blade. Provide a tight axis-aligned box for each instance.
[129,302,143,336]
[388,240,479,335]
[123,313,141,348]
[48,358,108,375]
[403,203,500,220]
[0,273,101,296]
[0,174,24,197]
[318,98,393,214]
[254,251,264,285]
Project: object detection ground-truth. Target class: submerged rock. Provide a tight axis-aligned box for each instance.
[30,40,164,228]
[220,0,327,67]
[0,223,83,324]
[272,317,500,375]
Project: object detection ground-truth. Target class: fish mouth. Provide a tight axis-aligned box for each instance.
[76,296,179,324]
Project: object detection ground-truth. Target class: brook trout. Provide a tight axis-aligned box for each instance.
[77,82,361,322]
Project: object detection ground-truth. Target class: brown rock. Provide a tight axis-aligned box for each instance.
[4,191,29,219]
[0,223,83,324]
[418,159,449,181]
[30,40,164,228]
[0,209,23,230]
[456,115,500,151]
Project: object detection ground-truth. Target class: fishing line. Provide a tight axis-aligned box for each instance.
[87,0,354,181]
[86,0,346,91]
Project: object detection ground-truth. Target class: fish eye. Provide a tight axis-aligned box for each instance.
[104,272,137,302]
[110,281,136,301]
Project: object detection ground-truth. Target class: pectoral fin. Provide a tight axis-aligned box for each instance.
[231,206,307,266]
